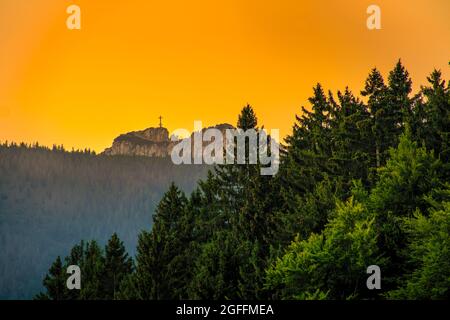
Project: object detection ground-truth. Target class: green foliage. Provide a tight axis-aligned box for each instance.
[367,129,443,290]
[370,128,441,217]
[266,196,383,300]
[266,73,448,299]
[276,177,338,244]
[388,202,450,299]
[189,230,241,299]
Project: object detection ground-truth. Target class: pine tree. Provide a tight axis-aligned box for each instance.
[387,60,413,137]
[189,104,277,299]
[189,230,241,299]
[190,171,224,243]
[420,69,450,162]
[330,87,372,191]
[361,68,389,168]
[63,241,85,300]
[276,84,336,246]
[235,105,277,298]
[133,183,190,299]
[131,231,153,299]
[281,84,333,196]
[79,241,104,299]
[36,256,68,300]
[103,233,133,299]
[188,173,238,299]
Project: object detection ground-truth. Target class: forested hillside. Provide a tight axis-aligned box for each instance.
[28,60,450,300]
[0,146,208,299]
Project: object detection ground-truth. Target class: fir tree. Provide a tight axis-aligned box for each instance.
[361,68,389,168]
[276,84,336,246]
[132,183,190,299]
[103,233,133,299]
[420,69,450,162]
[387,60,413,136]
[79,241,104,299]
[330,87,372,191]
[36,256,68,300]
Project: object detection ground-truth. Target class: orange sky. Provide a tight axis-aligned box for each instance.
[0,0,449,152]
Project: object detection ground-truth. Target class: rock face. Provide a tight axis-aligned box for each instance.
[102,127,175,157]
[102,124,234,158]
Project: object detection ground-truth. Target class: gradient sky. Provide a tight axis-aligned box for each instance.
[0,0,449,152]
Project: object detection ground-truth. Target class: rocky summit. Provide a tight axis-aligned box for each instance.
[102,126,175,157]
[102,124,234,158]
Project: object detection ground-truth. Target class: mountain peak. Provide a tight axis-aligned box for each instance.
[102,124,234,158]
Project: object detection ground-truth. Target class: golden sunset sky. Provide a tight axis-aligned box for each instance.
[0,0,449,152]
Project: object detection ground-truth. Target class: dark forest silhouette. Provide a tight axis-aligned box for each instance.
[0,145,208,299]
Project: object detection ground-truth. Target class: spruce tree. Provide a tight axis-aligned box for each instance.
[79,241,104,299]
[387,60,413,137]
[361,68,389,168]
[281,84,333,196]
[190,104,277,299]
[36,256,68,300]
[330,87,372,191]
[103,233,133,299]
[276,84,336,245]
[133,183,190,299]
[420,69,450,162]
[64,241,85,300]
